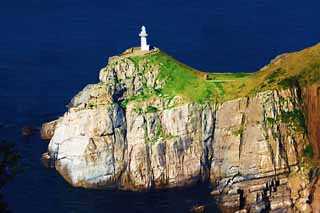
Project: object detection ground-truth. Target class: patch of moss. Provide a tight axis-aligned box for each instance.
[280,109,306,132]
[147,124,164,145]
[214,82,225,95]
[303,144,314,158]
[300,63,320,85]
[88,103,97,109]
[128,57,140,68]
[145,122,177,145]
[146,106,158,113]
[120,90,153,109]
[232,125,244,136]
[134,106,143,114]
[266,117,276,128]
[153,52,213,103]
[266,68,286,84]
[279,76,299,89]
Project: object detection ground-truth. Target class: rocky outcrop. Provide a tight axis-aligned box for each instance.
[98,56,162,102]
[41,119,60,140]
[209,88,311,212]
[42,50,316,212]
[48,103,126,188]
[311,176,320,212]
[304,83,320,158]
[122,103,215,189]
[211,90,299,180]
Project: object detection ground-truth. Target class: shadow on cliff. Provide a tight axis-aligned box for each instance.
[304,82,320,159]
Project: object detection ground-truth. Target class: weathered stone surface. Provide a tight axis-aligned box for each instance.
[98,57,161,101]
[211,90,300,184]
[41,119,60,140]
[68,83,111,110]
[43,53,314,212]
[121,104,215,190]
[48,104,126,187]
[311,176,320,212]
[304,83,320,158]
[288,171,312,212]
[55,136,119,188]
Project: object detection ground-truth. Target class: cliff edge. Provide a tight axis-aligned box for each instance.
[41,45,320,212]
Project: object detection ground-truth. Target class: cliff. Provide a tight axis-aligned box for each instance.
[41,45,320,212]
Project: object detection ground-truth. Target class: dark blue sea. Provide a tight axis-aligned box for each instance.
[1,0,320,212]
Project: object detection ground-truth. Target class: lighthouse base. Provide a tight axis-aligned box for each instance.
[141,45,150,51]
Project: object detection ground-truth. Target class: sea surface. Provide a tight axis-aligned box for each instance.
[1,0,320,212]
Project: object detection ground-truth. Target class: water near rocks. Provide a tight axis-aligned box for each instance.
[1,0,320,212]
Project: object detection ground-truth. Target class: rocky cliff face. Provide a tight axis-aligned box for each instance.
[42,49,318,212]
[304,83,320,158]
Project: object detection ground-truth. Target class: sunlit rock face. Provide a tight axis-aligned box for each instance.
[211,89,301,181]
[48,103,126,188]
[42,51,313,212]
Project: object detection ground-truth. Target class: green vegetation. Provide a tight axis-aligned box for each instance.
[303,144,314,158]
[146,105,158,113]
[206,72,251,80]
[266,117,276,128]
[280,109,306,132]
[120,91,153,109]
[145,123,177,145]
[279,76,299,89]
[276,63,320,89]
[266,68,286,84]
[134,105,143,114]
[142,51,214,103]
[129,51,253,103]
[88,103,97,109]
[122,43,320,105]
[299,63,320,85]
[146,124,164,145]
[232,124,244,136]
[264,109,307,132]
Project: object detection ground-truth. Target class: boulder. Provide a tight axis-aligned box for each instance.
[41,119,60,140]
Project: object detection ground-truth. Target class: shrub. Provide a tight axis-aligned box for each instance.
[303,144,314,158]
[266,68,286,84]
[279,76,299,89]
[266,117,276,127]
[146,106,158,113]
[280,109,306,132]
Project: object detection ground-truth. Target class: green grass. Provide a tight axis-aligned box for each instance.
[123,43,320,104]
[266,68,286,84]
[129,51,253,104]
[120,91,153,109]
[148,52,213,103]
[206,72,251,80]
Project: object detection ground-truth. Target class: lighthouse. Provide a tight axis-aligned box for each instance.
[139,26,150,51]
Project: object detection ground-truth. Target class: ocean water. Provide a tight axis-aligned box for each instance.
[0,0,320,212]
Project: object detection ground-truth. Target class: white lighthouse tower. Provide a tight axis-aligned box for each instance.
[139,26,150,51]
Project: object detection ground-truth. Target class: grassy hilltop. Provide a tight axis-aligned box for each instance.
[126,43,320,104]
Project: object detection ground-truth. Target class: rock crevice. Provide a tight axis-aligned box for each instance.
[41,53,316,212]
